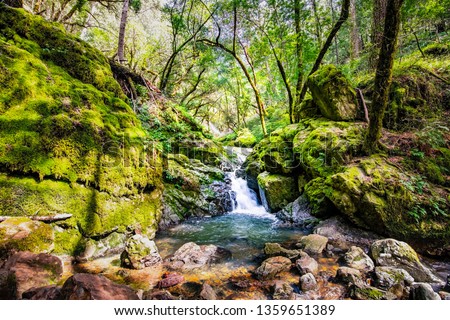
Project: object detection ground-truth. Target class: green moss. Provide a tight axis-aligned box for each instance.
[234,128,257,148]
[257,172,299,212]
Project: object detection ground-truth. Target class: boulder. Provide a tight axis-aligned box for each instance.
[273,281,294,300]
[165,242,231,271]
[370,239,442,283]
[0,218,54,256]
[77,232,126,262]
[61,273,139,300]
[157,273,185,288]
[254,256,292,280]
[410,283,441,300]
[22,285,62,300]
[199,283,217,300]
[0,251,63,299]
[300,273,317,291]
[120,234,162,270]
[335,267,364,286]
[264,243,302,261]
[275,196,319,227]
[296,234,328,255]
[343,246,374,272]
[349,285,393,300]
[374,267,414,290]
[295,252,319,275]
[234,128,257,148]
[307,64,358,121]
[257,172,299,212]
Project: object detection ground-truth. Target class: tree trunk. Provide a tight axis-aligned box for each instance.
[4,0,23,7]
[369,0,388,68]
[350,0,362,60]
[117,0,130,64]
[365,0,404,154]
[294,0,304,113]
[311,0,323,47]
[330,0,340,64]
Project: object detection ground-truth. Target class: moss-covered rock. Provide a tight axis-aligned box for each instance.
[307,65,358,121]
[257,172,299,212]
[120,234,162,270]
[234,128,257,148]
[0,217,54,256]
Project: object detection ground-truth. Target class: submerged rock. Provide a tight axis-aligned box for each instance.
[157,273,185,289]
[61,273,139,300]
[300,273,318,291]
[254,256,292,280]
[0,251,62,299]
[343,246,374,272]
[165,242,231,271]
[370,239,442,283]
[199,282,217,300]
[272,281,294,300]
[296,234,328,255]
[257,172,299,212]
[120,234,162,270]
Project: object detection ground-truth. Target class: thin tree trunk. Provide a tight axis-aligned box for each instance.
[350,0,361,60]
[330,0,340,64]
[4,0,23,7]
[311,0,323,47]
[369,0,388,68]
[294,0,304,115]
[365,0,404,154]
[118,0,130,64]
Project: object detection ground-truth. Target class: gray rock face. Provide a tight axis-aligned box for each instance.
[0,251,63,299]
[275,196,318,227]
[296,234,328,255]
[264,243,302,261]
[296,252,319,275]
[335,267,364,286]
[254,256,292,280]
[300,273,317,291]
[343,246,374,272]
[273,281,294,300]
[120,234,162,270]
[61,273,139,300]
[77,232,126,262]
[370,239,442,283]
[374,267,414,289]
[165,242,231,271]
[410,283,441,300]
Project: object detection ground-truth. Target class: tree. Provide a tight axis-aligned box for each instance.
[364,0,404,154]
[117,0,141,64]
[349,0,362,60]
[369,0,388,68]
[3,0,22,7]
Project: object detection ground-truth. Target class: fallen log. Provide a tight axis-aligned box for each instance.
[0,214,72,223]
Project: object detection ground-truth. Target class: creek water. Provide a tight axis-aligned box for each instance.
[155,153,306,268]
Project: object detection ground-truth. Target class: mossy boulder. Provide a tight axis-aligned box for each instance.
[0,217,54,256]
[120,234,162,270]
[234,128,257,148]
[307,65,358,121]
[257,172,299,212]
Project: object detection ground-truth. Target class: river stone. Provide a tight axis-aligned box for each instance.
[335,267,364,286]
[410,283,441,300]
[120,234,162,270]
[343,246,374,272]
[77,232,126,262]
[374,266,414,289]
[22,285,62,300]
[157,272,185,288]
[275,196,318,227]
[370,239,442,283]
[273,280,294,300]
[143,289,176,300]
[0,251,63,299]
[255,256,292,280]
[199,283,217,300]
[349,285,393,300]
[307,64,358,121]
[0,217,54,256]
[300,273,317,291]
[257,172,299,212]
[61,273,139,300]
[166,242,231,271]
[296,234,328,255]
[264,243,302,260]
[295,252,319,275]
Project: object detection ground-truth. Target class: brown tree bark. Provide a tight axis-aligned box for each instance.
[3,0,22,7]
[369,0,388,68]
[365,0,404,154]
[350,0,362,60]
[117,0,130,64]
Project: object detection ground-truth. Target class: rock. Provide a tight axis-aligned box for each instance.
[374,267,414,289]
[439,291,450,300]
[307,64,358,121]
[77,232,126,262]
[300,273,317,291]
[165,242,231,271]
[295,252,319,275]
[0,251,63,299]
[61,273,139,300]
[273,281,294,300]
[157,273,185,288]
[143,290,176,300]
[370,239,442,283]
[120,234,162,270]
[343,246,374,272]
[275,196,319,227]
[314,216,381,251]
[296,234,328,255]
[0,217,54,256]
[257,172,299,212]
[264,243,302,260]
[410,283,441,300]
[349,285,393,300]
[335,267,364,286]
[199,283,217,300]
[234,128,257,148]
[254,256,292,280]
[22,285,62,300]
